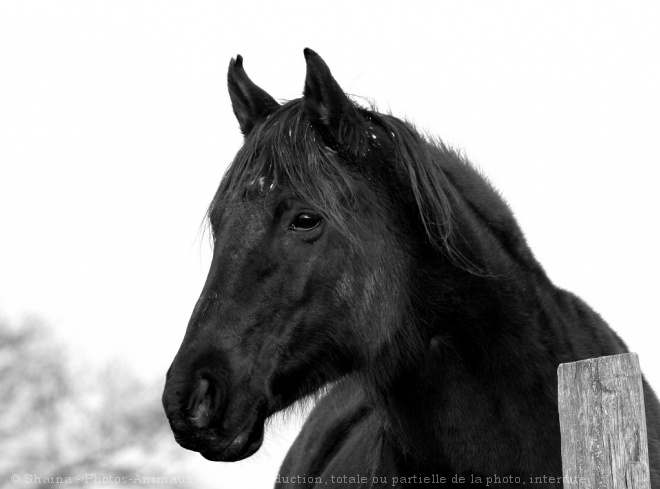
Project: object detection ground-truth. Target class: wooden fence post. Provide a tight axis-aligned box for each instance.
[558,353,651,489]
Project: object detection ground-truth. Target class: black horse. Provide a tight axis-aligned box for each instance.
[163,49,659,488]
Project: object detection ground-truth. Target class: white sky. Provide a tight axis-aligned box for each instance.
[1,1,659,485]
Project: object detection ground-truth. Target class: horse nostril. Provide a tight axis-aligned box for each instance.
[186,378,217,428]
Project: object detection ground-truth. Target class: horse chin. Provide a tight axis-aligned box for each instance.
[200,422,265,462]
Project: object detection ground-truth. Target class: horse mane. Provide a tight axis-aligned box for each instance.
[207,97,488,272]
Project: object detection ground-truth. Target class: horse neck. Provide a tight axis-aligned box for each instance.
[411,151,560,375]
[367,155,573,469]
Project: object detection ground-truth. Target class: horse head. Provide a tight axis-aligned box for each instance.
[162,49,426,461]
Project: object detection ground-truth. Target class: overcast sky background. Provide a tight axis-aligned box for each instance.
[1,1,659,486]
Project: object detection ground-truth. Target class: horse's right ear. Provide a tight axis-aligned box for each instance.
[303,48,358,138]
[227,55,280,136]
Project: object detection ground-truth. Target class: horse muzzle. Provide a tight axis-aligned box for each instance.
[163,374,268,461]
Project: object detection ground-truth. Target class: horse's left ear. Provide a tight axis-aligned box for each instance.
[303,48,359,137]
[228,55,280,136]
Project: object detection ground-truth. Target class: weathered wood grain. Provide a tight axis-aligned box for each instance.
[558,353,650,489]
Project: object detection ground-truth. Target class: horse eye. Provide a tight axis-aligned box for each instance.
[290,213,322,231]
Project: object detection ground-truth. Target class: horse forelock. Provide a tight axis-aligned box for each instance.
[207,100,359,244]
